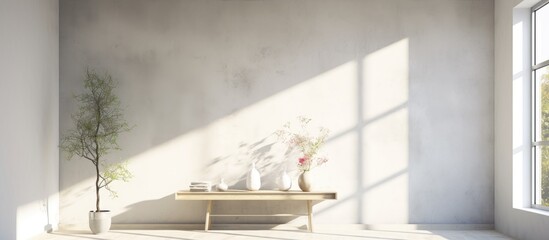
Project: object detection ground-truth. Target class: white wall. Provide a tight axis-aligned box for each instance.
[495,0,549,239]
[60,0,494,226]
[0,0,59,239]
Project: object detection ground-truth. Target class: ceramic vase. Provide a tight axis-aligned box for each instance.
[277,170,292,191]
[217,178,228,191]
[298,171,312,192]
[246,162,261,191]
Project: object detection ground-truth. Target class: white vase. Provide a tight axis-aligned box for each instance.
[277,170,292,191]
[89,210,111,234]
[246,162,261,191]
[217,178,228,191]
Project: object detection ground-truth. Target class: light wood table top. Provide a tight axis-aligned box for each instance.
[175,190,337,201]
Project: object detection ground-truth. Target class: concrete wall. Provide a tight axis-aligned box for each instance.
[494,0,549,239]
[60,0,494,226]
[0,0,59,239]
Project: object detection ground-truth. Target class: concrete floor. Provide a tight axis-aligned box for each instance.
[34,229,514,240]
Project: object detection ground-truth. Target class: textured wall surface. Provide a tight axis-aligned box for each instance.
[0,0,59,239]
[495,0,549,239]
[60,0,494,225]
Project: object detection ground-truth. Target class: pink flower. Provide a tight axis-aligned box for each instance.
[298,157,307,165]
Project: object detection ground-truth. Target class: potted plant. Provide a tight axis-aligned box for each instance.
[60,69,132,234]
[275,116,329,191]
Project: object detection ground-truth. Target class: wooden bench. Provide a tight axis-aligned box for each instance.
[175,190,337,232]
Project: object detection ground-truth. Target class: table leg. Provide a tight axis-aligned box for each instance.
[307,200,313,232]
[205,200,212,231]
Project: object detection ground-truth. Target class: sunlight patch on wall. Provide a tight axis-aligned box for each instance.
[512,19,526,151]
[513,21,524,76]
[362,38,409,223]
[512,73,526,208]
[363,39,409,119]
[125,59,358,185]
[512,9,532,208]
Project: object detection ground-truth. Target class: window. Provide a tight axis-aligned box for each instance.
[532,0,549,209]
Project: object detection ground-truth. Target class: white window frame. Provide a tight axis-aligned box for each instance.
[532,0,549,211]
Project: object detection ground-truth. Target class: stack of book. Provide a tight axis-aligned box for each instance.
[189,181,211,192]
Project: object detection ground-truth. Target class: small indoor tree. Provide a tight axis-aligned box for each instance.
[61,69,132,215]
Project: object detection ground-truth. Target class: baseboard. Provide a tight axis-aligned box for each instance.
[60,223,494,231]
[347,224,495,231]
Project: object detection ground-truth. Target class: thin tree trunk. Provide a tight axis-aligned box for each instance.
[95,162,100,212]
[94,102,101,212]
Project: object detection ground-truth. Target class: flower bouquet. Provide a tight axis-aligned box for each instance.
[276,116,329,191]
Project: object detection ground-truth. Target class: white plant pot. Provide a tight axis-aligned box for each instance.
[89,210,111,234]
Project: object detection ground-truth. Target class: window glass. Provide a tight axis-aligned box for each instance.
[535,66,549,142]
[535,145,549,207]
[536,4,549,64]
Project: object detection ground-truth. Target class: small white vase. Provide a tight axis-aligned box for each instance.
[246,162,261,191]
[217,178,228,191]
[89,210,111,234]
[277,170,292,191]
